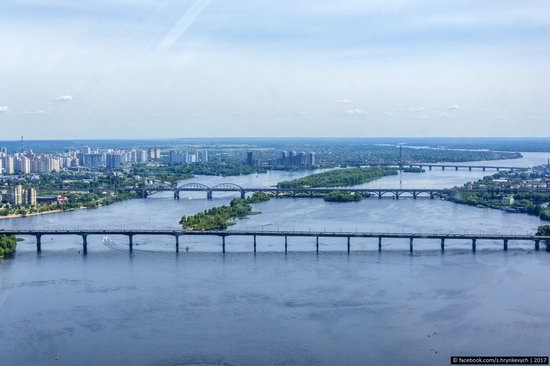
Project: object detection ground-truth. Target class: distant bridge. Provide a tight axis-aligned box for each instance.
[371,163,530,171]
[2,229,549,254]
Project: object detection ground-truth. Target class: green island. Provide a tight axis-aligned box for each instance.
[180,192,270,231]
[277,167,398,188]
[0,235,17,258]
[324,191,363,202]
[536,225,550,251]
[443,169,550,221]
[402,167,425,173]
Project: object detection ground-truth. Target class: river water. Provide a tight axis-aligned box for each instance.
[1,152,550,366]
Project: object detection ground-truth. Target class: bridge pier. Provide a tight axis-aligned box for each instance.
[347,237,350,254]
[482,167,486,172]
[496,168,500,171]
[442,166,445,171]
[535,239,540,251]
[430,192,434,199]
[240,190,246,199]
[309,191,313,198]
[469,167,472,171]
[82,235,88,255]
[285,236,288,254]
[413,192,418,199]
[378,192,382,199]
[503,239,508,251]
[173,190,180,200]
[253,235,257,254]
[175,235,180,253]
[409,237,414,253]
[395,191,399,200]
[129,235,134,252]
[316,236,319,254]
[207,191,213,200]
[222,236,226,254]
[429,166,432,171]
[472,238,476,252]
[378,237,382,251]
[440,238,445,252]
[140,189,148,199]
[36,234,42,253]
[455,166,459,171]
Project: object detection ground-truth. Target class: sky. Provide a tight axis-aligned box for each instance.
[0,0,549,139]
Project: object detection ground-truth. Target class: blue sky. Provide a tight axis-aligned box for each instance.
[1,0,549,139]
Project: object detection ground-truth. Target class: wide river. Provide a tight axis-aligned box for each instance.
[1,152,550,365]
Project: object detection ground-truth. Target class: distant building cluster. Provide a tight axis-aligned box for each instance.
[0,146,162,175]
[278,150,316,166]
[169,150,208,164]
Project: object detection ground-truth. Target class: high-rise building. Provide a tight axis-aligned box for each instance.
[9,185,23,205]
[106,153,124,170]
[82,154,103,168]
[137,150,148,163]
[0,158,2,175]
[245,152,258,166]
[27,188,37,206]
[5,156,14,174]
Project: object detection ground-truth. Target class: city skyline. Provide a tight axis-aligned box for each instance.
[1,0,549,139]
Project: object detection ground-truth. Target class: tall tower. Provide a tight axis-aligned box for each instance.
[20,136,24,153]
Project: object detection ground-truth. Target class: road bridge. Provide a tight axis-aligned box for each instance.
[372,163,529,171]
[2,229,548,254]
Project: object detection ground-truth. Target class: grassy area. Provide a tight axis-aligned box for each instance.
[277,167,398,188]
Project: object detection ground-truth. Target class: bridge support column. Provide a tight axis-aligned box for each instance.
[409,238,414,253]
[482,167,486,172]
[430,192,434,199]
[535,240,540,251]
[472,238,476,252]
[82,235,88,255]
[141,189,148,199]
[174,191,180,200]
[240,190,246,199]
[503,239,508,251]
[222,236,226,254]
[378,192,382,199]
[413,192,418,199]
[469,167,472,171]
[442,166,445,171]
[497,168,500,172]
[129,235,134,252]
[378,237,382,251]
[207,191,213,200]
[395,192,399,200]
[440,238,445,252]
[253,235,257,254]
[36,234,42,253]
[285,236,288,254]
[316,237,319,254]
[429,166,432,171]
[455,166,458,171]
[175,235,180,253]
[347,237,350,254]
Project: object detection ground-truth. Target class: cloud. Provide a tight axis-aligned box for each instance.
[447,104,463,110]
[416,114,430,119]
[336,99,354,104]
[384,111,394,116]
[0,106,8,113]
[438,111,451,117]
[343,108,369,116]
[20,110,47,115]
[56,95,74,102]
[408,106,426,112]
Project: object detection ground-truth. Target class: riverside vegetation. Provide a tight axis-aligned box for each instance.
[0,235,17,257]
[324,191,363,202]
[179,192,270,231]
[277,167,398,188]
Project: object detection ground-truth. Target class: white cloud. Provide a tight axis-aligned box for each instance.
[56,95,74,102]
[438,111,451,117]
[0,106,8,113]
[408,106,426,112]
[384,111,394,116]
[447,104,463,110]
[20,110,47,115]
[336,99,354,104]
[416,114,430,119]
[343,108,369,116]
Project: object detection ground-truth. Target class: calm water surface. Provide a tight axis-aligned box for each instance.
[1,153,550,366]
